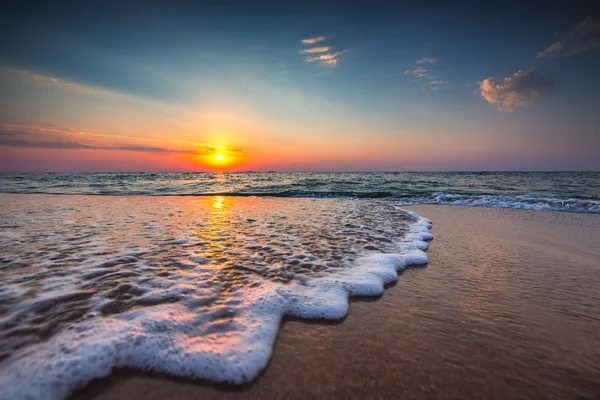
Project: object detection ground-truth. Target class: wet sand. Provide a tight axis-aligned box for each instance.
[73,205,600,400]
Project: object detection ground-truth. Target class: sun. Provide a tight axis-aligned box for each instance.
[189,146,244,171]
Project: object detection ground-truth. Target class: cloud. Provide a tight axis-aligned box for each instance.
[404,59,449,90]
[479,69,555,112]
[427,80,448,90]
[300,46,331,54]
[193,144,243,156]
[404,66,431,79]
[0,138,193,153]
[301,36,326,44]
[537,18,600,58]
[306,50,347,66]
[0,123,241,155]
[14,69,114,96]
[300,37,347,66]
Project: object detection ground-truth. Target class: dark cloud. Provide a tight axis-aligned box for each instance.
[0,135,196,154]
[0,125,195,154]
[479,69,555,112]
[537,18,600,58]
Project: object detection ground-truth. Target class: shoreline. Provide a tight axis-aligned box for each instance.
[71,205,600,399]
[0,191,598,215]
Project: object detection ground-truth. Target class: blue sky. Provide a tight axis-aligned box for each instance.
[0,1,599,171]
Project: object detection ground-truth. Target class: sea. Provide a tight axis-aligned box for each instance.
[0,171,598,399]
[0,171,599,213]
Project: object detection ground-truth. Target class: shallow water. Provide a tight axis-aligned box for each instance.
[72,206,600,400]
[0,194,431,400]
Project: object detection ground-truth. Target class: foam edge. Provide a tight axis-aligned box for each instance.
[0,209,433,400]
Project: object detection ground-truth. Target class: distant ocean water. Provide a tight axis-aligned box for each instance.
[1,171,599,213]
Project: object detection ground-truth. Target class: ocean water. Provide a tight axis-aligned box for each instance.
[0,172,598,399]
[0,194,431,400]
[1,171,599,213]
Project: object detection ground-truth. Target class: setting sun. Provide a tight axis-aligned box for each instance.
[189,146,246,171]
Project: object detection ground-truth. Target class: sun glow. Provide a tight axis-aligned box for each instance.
[189,144,246,171]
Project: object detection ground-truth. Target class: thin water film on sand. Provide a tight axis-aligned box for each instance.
[0,194,431,400]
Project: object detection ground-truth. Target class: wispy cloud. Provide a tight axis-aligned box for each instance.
[306,51,347,66]
[428,80,448,90]
[14,69,114,96]
[301,36,326,44]
[537,18,600,58]
[300,46,331,54]
[404,66,431,79]
[196,144,242,156]
[479,69,555,112]
[417,57,438,64]
[0,139,193,153]
[0,123,241,155]
[404,58,449,90]
[300,37,347,66]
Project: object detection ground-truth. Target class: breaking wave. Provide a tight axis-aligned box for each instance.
[396,192,600,213]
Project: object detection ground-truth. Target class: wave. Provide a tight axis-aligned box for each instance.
[0,189,598,213]
[0,197,432,400]
[1,172,598,213]
[396,192,600,214]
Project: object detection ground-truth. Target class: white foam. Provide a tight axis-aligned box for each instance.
[0,198,432,400]
[396,192,600,213]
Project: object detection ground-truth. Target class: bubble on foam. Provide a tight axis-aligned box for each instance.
[0,196,432,400]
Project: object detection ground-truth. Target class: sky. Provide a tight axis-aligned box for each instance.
[0,0,599,172]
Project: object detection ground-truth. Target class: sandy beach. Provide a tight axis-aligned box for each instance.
[71,205,600,400]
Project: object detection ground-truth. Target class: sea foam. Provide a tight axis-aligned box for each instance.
[397,192,600,213]
[0,195,432,400]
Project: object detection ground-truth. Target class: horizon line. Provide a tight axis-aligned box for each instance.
[1,170,598,174]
